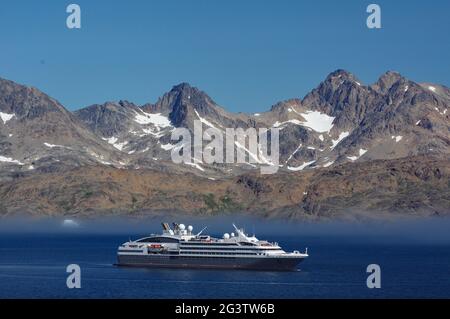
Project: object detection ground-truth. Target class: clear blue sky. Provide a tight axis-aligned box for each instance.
[0,0,449,113]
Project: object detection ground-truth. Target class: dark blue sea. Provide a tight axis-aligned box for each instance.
[1,222,449,299]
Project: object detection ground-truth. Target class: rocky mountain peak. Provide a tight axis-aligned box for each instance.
[371,71,405,94]
[117,100,136,108]
[150,83,219,127]
[270,98,301,113]
[1,72,450,220]
[170,82,216,108]
[171,82,194,92]
[0,77,68,119]
[301,69,367,117]
[326,69,358,82]
[74,100,142,137]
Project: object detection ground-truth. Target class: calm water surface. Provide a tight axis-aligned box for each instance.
[0,232,449,298]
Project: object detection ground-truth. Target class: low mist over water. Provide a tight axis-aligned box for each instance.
[2,215,450,245]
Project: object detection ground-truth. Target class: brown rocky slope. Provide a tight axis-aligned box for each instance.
[0,155,448,220]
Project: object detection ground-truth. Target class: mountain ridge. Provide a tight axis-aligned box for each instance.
[0,70,448,219]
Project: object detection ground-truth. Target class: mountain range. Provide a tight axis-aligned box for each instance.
[0,70,448,220]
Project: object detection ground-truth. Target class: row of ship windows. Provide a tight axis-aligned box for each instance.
[181,242,240,246]
[120,251,265,256]
[180,247,280,251]
[175,256,264,259]
[180,252,261,256]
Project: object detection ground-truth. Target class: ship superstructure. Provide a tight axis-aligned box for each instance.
[117,222,308,270]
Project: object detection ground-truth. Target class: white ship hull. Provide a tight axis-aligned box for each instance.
[117,254,306,271]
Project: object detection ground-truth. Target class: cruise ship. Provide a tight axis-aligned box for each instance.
[117,223,308,271]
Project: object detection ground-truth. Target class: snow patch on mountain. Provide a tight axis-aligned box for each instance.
[44,143,66,149]
[286,144,302,164]
[392,135,403,142]
[297,110,335,133]
[257,145,276,166]
[87,150,114,166]
[359,149,368,156]
[185,161,205,172]
[134,110,172,128]
[347,149,368,161]
[235,141,262,164]
[102,136,128,151]
[0,155,24,165]
[331,132,350,149]
[194,109,219,129]
[288,107,335,133]
[287,160,316,171]
[273,119,303,128]
[323,161,334,168]
[113,141,128,151]
[0,112,15,124]
[102,136,118,145]
[141,128,166,138]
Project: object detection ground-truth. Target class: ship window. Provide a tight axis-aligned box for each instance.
[239,242,256,246]
[137,237,179,243]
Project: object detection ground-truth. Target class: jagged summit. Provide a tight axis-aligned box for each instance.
[301,69,367,118]
[170,82,216,106]
[269,98,301,112]
[0,71,449,219]
[326,69,359,82]
[2,70,449,166]
[74,100,143,137]
[379,70,402,79]
[149,82,231,128]
[0,76,68,118]
[171,82,194,91]
[371,71,405,94]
